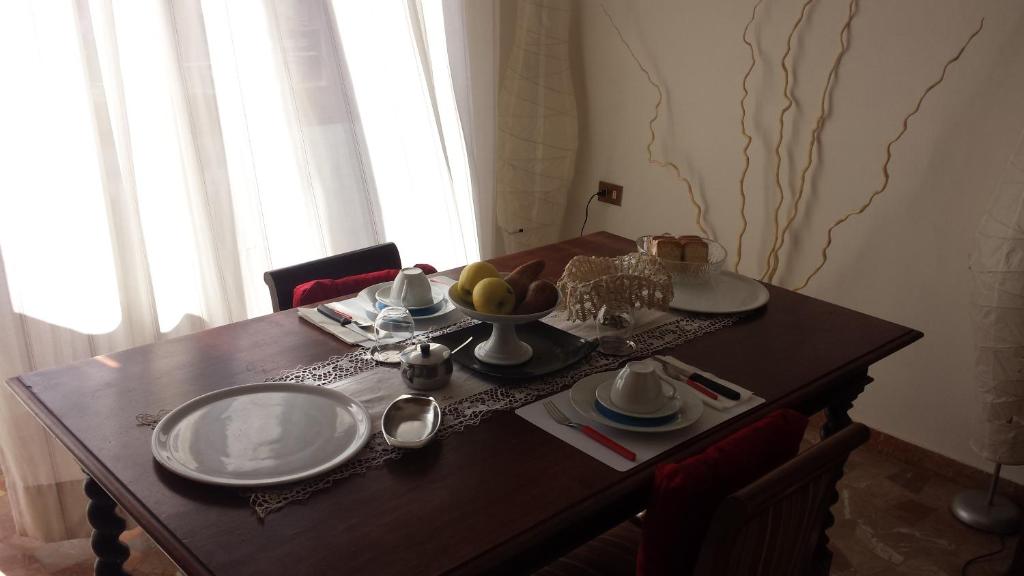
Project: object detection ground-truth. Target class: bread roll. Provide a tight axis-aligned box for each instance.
[680,238,709,263]
[653,238,684,261]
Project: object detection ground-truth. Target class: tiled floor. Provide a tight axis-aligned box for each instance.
[0,432,1018,575]
[825,432,1019,576]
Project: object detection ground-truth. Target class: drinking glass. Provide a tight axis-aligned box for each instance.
[372,306,415,363]
[596,303,636,356]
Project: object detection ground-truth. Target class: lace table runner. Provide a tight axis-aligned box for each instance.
[246,311,738,517]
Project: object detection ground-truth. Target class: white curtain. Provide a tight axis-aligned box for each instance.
[438,0,498,259]
[0,0,494,542]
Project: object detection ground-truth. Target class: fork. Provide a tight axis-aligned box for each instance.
[543,401,636,461]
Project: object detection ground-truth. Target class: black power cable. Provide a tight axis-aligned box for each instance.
[960,535,1006,575]
[580,192,601,236]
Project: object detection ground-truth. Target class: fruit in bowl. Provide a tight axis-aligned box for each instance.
[452,259,561,366]
[505,259,544,304]
[457,261,500,298]
[455,259,559,316]
[516,278,560,315]
[472,277,516,314]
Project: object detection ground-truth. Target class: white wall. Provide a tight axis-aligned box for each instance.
[558,0,1024,483]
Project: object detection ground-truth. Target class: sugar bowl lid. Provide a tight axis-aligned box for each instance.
[399,342,451,366]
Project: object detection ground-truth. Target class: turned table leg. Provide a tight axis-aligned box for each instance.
[83,474,130,576]
[820,371,873,439]
[815,370,873,575]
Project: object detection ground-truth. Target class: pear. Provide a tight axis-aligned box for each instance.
[514,280,559,315]
[505,259,545,305]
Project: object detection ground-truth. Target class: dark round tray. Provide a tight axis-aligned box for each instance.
[432,321,597,380]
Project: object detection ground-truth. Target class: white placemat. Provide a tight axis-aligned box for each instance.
[516,388,765,472]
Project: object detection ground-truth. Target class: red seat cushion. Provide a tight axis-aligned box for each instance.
[637,409,808,576]
[291,264,437,309]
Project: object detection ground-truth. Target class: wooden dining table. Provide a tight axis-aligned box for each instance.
[6,232,922,576]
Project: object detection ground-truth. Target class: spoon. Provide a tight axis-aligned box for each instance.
[451,337,474,354]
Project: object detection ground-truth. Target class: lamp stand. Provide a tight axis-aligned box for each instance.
[951,462,1021,534]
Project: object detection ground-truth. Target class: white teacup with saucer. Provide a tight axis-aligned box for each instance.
[388,267,433,308]
[608,359,678,415]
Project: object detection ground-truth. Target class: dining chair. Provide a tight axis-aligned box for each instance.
[691,422,869,575]
[535,420,869,576]
[263,243,401,312]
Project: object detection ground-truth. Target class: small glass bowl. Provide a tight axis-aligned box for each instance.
[636,235,727,283]
[372,306,415,364]
[596,303,636,356]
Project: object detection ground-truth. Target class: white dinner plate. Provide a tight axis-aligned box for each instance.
[570,371,703,433]
[152,383,371,487]
[669,271,770,314]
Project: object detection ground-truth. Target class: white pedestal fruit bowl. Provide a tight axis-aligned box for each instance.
[447,284,560,366]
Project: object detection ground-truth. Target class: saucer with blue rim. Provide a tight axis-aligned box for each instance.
[593,401,678,427]
[375,284,447,317]
[570,371,703,434]
[355,282,456,322]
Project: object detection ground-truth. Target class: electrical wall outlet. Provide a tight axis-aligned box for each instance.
[598,181,623,206]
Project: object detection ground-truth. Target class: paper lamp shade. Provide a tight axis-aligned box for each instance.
[496,0,577,253]
[970,129,1024,464]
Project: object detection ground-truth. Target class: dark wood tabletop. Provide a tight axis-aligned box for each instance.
[6,232,922,576]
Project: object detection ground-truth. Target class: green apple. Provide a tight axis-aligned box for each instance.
[472,277,516,314]
[458,261,500,299]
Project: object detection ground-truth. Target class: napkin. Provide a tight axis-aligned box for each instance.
[297,306,373,345]
[654,355,752,411]
[328,298,378,327]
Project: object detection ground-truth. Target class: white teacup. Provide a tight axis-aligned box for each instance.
[390,267,433,308]
[610,359,676,414]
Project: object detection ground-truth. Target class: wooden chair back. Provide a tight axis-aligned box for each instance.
[263,242,401,312]
[693,423,870,576]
